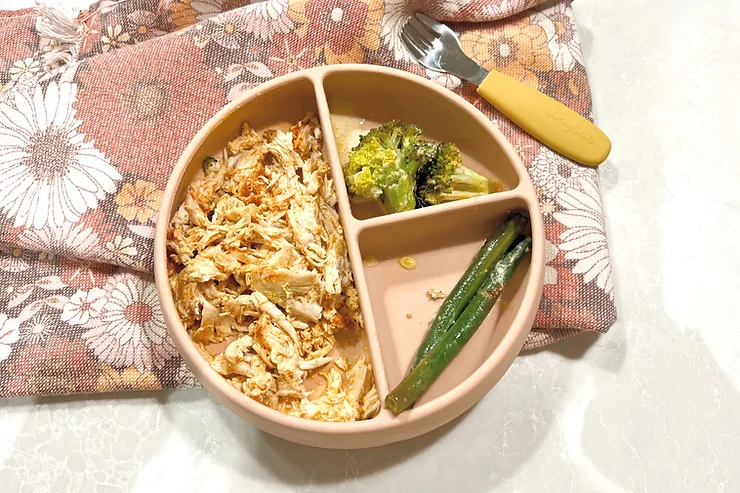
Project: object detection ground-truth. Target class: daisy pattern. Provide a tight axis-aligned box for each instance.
[82,274,177,371]
[460,19,552,89]
[529,146,590,199]
[61,288,107,325]
[0,246,33,273]
[8,58,41,83]
[0,81,121,230]
[59,257,113,291]
[0,313,20,362]
[105,235,138,264]
[540,199,555,215]
[380,0,413,61]
[531,2,583,71]
[241,0,294,41]
[554,175,614,299]
[127,10,166,42]
[115,180,162,223]
[101,25,131,52]
[194,12,251,49]
[17,222,103,258]
[267,33,312,75]
[19,314,54,344]
[289,0,384,64]
[75,36,225,181]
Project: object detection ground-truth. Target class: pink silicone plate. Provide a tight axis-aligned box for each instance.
[154,65,545,449]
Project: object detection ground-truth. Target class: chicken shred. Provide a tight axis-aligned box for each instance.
[168,114,379,422]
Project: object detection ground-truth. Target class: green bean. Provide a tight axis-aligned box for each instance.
[386,237,532,415]
[409,214,528,371]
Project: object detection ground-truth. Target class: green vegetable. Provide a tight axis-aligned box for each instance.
[344,120,435,214]
[385,236,533,415]
[202,156,218,173]
[409,213,528,371]
[416,142,501,206]
[406,140,438,175]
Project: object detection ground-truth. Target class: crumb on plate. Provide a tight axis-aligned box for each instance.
[426,288,446,301]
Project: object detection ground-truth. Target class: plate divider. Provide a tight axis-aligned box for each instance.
[308,73,392,404]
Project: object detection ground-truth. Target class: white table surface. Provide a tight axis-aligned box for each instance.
[2,0,740,491]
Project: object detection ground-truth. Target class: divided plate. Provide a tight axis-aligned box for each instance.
[154,65,545,449]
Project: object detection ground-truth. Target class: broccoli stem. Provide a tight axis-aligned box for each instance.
[409,214,528,371]
[451,167,495,192]
[437,189,493,202]
[382,174,416,213]
[385,236,532,415]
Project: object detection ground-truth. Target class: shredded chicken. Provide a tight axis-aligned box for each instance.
[168,114,379,422]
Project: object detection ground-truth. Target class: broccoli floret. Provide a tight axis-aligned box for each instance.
[344,120,433,214]
[360,119,422,152]
[345,138,404,201]
[202,156,218,174]
[405,140,437,175]
[416,143,499,206]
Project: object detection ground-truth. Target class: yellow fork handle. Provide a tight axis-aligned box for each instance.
[477,69,611,167]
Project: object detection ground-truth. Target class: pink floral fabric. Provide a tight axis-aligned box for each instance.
[0,0,616,398]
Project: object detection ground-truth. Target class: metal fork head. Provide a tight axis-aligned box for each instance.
[400,13,487,86]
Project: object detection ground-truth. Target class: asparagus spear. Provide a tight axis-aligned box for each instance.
[409,214,528,371]
[386,236,532,415]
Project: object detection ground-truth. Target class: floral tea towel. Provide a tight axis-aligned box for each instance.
[0,0,616,398]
